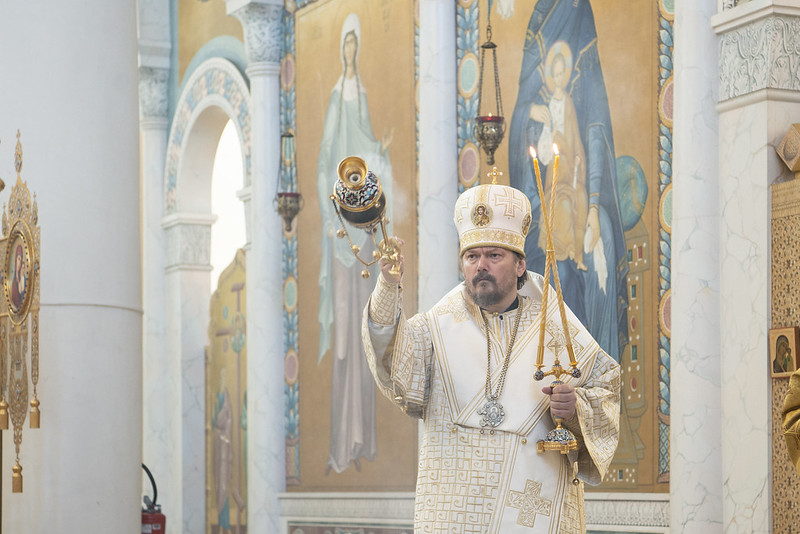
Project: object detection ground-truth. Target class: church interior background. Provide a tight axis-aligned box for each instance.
[0,0,799,531]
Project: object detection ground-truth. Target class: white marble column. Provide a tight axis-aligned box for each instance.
[418,0,460,309]
[671,1,723,531]
[137,0,175,523]
[226,1,286,532]
[163,212,215,534]
[0,2,142,531]
[710,1,800,531]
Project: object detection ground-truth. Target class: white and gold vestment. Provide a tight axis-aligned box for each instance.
[363,271,620,533]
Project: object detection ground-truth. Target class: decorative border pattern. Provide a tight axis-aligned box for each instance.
[164,58,252,213]
[281,1,301,487]
[770,180,800,534]
[585,496,670,529]
[719,15,800,101]
[280,493,415,521]
[656,0,674,483]
[456,0,479,193]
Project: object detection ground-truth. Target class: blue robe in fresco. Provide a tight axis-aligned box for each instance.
[508,0,628,360]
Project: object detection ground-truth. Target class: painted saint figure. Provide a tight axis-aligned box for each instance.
[774,335,793,374]
[533,45,588,272]
[212,367,244,533]
[10,243,26,312]
[317,12,393,473]
[504,0,628,362]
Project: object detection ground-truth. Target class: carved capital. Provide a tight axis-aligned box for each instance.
[162,214,215,270]
[719,15,800,101]
[228,1,283,65]
[139,66,170,120]
[721,0,749,11]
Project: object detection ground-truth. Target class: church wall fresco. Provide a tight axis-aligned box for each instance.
[292,0,419,492]
[281,0,673,496]
[456,0,672,493]
[178,0,244,82]
[206,249,248,534]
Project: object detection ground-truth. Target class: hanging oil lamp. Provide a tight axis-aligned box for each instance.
[474,0,505,166]
[274,132,304,232]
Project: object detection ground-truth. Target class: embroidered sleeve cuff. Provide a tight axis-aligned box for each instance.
[369,274,402,326]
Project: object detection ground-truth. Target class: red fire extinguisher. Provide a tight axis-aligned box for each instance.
[142,463,167,534]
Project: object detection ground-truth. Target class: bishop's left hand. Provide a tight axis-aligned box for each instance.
[543,383,577,420]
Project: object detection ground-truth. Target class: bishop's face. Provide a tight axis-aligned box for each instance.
[461,246,525,312]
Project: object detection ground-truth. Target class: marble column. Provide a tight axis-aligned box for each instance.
[0,2,142,531]
[163,212,215,534]
[137,0,175,523]
[226,1,286,532]
[711,1,800,531]
[418,0,460,309]
[671,1,723,531]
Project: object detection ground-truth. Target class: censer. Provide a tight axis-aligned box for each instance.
[530,145,582,483]
[329,156,401,278]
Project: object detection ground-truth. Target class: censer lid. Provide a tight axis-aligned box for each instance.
[332,156,384,214]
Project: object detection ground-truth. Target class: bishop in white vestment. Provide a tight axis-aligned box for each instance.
[362,180,620,533]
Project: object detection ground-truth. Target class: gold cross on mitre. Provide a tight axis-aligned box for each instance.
[487,166,503,185]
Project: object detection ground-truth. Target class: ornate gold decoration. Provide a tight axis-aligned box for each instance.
[770,178,800,529]
[0,131,41,493]
[329,156,400,278]
[777,124,800,177]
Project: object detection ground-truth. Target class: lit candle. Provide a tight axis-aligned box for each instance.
[552,143,560,185]
[478,113,503,123]
[548,143,560,244]
[529,146,544,202]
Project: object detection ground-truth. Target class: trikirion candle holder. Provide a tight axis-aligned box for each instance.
[529,145,582,464]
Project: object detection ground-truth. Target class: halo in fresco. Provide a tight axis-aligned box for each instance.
[544,41,573,94]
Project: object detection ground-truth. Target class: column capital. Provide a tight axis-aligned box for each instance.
[713,3,800,102]
[139,66,170,121]
[226,0,283,66]
[162,213,217,271]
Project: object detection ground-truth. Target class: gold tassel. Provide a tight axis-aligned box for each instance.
[12,461,22,493]
[29,395,39,428]
[0,399,8,430]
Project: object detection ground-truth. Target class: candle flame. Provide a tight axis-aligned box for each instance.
[553,143,559,156]
[529,146,537,159]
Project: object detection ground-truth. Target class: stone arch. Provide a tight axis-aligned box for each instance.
[165,57,252,214]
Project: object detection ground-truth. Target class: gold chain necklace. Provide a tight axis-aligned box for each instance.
[478,300,523,434]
